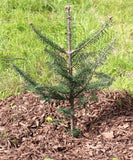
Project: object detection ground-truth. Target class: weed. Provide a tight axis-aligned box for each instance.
[0,131,8,139]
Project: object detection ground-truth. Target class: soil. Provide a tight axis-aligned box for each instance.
[0,90,133,160]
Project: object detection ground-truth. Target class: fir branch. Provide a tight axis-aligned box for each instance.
[87,72,113,90]
[29,22,66,54]
[73,38,115,98]
[58,108,74,117]
[44,48,67,68]
[72,52,94,68]
[46,61,72,82]
[72,37,115,93]
[25,84,67,101]
[13,65,67,101]
[13,65,48,100]
[72,66,92,88]
[36,84,70,96]
[95,72,112,79]
[4,58,30,63]
[71,17,113,55]
[13,64,37,86]
[47,88,67,100]
[94,38,116,67]
[87,78,113,90]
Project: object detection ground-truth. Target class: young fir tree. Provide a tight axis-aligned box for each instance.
[12,5,115,136]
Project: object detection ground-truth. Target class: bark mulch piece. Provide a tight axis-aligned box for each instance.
[0,90,133,160]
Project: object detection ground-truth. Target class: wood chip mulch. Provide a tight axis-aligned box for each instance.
[0,90,133,160]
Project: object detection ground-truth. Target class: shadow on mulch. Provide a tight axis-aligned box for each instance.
[0,90,133,160]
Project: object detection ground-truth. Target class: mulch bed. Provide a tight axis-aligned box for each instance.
[0,90,133,160]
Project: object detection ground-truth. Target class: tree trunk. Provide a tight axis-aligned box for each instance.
[70,98,74,132]
[65,5,75,133]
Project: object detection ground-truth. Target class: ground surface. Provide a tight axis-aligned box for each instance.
[0,90,133,160]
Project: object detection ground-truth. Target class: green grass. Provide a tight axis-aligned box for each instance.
[0,0,133,99]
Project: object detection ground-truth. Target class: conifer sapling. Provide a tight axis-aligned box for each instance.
[12,5,115,137]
